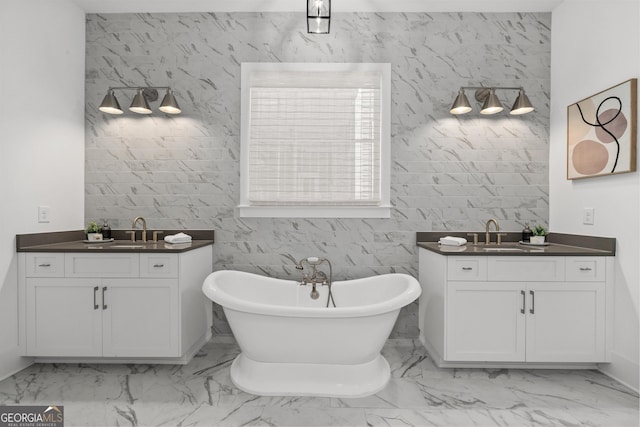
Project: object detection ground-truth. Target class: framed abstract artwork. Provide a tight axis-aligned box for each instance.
[567,78,637,180]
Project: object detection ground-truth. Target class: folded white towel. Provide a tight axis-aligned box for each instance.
[438,236,467,246]
[164,232,193,244]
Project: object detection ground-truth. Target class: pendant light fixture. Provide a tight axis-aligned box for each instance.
[98,89,124,115]
[509,89,535,115]
[159,88,182,114]
[129,88,153,114]
[449,86,535,116]
[449,89,472,114]
[307,0,331,34]
[480,88,504,115]
[98,86,182,115]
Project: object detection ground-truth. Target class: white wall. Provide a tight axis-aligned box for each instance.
[0,0,85,380]
[550,0,640,391]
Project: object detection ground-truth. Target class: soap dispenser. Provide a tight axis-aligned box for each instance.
[101,222,112,239]
[521,223,532,243]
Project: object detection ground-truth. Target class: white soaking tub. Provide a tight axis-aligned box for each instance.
[202,270,421,398]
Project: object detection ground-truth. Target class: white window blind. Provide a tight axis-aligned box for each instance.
[239,63,391,218]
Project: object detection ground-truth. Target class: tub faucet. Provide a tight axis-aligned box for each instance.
[131,216,147,242]
[485,218,499,244]
[296,257,329,286]
[295,257,336,307]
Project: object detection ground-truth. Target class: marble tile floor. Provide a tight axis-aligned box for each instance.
[0,339,637,427]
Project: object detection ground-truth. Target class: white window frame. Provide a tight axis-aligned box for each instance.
[238,62,391,218]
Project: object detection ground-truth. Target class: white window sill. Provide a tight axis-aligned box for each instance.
[238,205,391,218]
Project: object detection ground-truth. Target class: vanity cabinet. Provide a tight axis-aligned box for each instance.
[419,248,611,367]
[21,247,212,362]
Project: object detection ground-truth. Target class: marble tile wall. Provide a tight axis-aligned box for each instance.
[85,12,551,337]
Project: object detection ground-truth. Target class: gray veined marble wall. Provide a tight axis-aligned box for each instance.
[85,12,550,337]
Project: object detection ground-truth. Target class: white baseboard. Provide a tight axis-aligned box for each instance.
[0,347,33,382]
[599,351,639,394]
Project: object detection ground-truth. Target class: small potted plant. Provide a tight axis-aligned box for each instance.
[530,225,547,244]
[86,221,103,241]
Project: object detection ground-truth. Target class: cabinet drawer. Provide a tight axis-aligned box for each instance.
[488,257,565,281]
[565,257,605,282]
[447,257,487,281]
[140,254,178,278]
[25,253,65,277]
[66,254,139,277]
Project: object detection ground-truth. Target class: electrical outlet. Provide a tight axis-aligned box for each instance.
[582,207,595,225]
[38,206,50,223]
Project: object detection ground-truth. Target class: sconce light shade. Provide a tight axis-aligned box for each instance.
[510,89,535,115]
[129,88,153,114]
[480,89,504,115]
[159,89,182,114]
[307,0,330,34]
[98,90,123,115]
[450,89,472,114]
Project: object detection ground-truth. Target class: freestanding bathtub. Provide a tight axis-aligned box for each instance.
[202,270,421,398]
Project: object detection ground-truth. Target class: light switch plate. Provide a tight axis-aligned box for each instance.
[582,207,594,225]
[38,206,50,223]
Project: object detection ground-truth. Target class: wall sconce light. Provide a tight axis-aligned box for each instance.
[450,86,534,116]
[307,0,331,34]
[98,86,181,115]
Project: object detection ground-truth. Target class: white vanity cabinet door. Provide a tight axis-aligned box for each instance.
[441,279,607,364]
[101,278,180,358]
[26,278,102,357]
[525,282,606,362]
[446,282,526,362]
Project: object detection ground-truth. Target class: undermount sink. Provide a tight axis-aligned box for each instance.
[87,241,149,249]
[88,243,147,249]
[482,247,525,252]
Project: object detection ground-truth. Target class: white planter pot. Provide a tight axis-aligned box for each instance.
[530,235,545,244]
[87,233,103,241]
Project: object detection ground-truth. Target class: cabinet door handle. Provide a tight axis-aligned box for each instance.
[93,286,99,310]
[102,286,108,310]
[461,267,473,271]
[520,290,525,314]
[579,267,592,271]
[529,290,535,314]
[153,264,165,268]
[38,263,51,267]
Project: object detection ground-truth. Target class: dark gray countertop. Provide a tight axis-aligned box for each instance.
[416,232,615,256]
[16,230,214,253]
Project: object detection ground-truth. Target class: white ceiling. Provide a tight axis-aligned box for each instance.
[73,0,564,14]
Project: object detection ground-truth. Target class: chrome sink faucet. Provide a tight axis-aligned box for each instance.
[131,216,147,242]
[485,218,500,244]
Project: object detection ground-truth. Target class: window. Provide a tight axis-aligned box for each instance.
[239,63,391,218]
